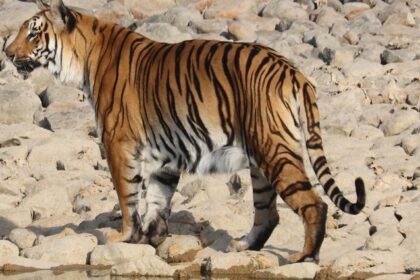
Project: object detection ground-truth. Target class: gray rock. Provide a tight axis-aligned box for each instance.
[0,90,41,125]
[365,225,404,250]
[21,234,97,265]
[8,228,37,250]
[341,58,384,80]
[110,255,175,277]
[163,6,202,29]
[157,234,202,262]
[0,240,19,259]
[381,109,419,136]
[0,1,38,32]
[89,243,155,266]
[401,134,420,156]
[368,207,399,231]
[381,49,403,64]
[350,124,384,141]
[189,19,228,34]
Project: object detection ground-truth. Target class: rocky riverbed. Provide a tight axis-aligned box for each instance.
[0,0,419,279]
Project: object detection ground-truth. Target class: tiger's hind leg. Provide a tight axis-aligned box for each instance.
[272,162,328,263]
[228,166,279,252]
[139,168,180,247]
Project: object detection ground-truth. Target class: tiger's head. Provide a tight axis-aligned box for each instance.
[5,0,83,84]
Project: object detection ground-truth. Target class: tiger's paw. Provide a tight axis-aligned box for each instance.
[288,252,318,263]
[103,228,132,243]
[227,237,249,252]
[141,211,169,247]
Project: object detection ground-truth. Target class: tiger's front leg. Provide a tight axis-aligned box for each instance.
[139,168,180,246]
[103,138,143,243]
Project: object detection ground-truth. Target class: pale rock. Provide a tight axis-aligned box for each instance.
[110,255,175,277]
[350,124,384,141]
[311,6,347,28]
[341,58,384,80]
[0,208,32,237]
[368,207,399,231]
[89,243,155,266]
[21,234,97,265]
[202,252,257,275]
[367,274,412,280]
[400,224,420,253]
[401,134,420,156]
[381,49,403,64]
[8,228,37,250]
[358,104,392,128]
[64,0,107,11]
[157,234,202,263]
[253,263,321,279]
[0,90,41,125]
[0,240,19,259]
[120,0,175,18]
[396,203,420,235]
[331,250,405,276]
[190,19,228,34]
[0,1,38,32]
[94,1,133,26]
[405,12,416,27]
[377,1,410,23]
[28,68,56,96]
[331,47,355,67]
[342,2,370,17]
[203,0,254,19]
[365,225,404,250]
[228,21,257,42]
[0,256,59,270]
[262,0,308,22]
[343,30,359,45]
[39,104,95,132]
[136,23,192,43]
[348,10,382,35]
[406,91,419,106]
[163,6,202,29]
[235,13,278,32]
[381,109,419,136]
[41,84,85,108]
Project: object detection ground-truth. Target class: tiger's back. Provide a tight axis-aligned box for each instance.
[5,0,365,263]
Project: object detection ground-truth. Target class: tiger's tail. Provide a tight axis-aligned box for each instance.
[297,81,365,215]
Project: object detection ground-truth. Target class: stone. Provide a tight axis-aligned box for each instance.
[120,0,175,18]
[163,6,202,29]
[381,109,419,136]
[253,263,321,279]
[94,1,133,26]
[110,255,175,277]
[350,124,384,141]
[0,256,59,271]
[21,234,97,265]
[8,228,37,250]
[262,0,308,22]
[228,21,257,42]
[365,225,404,250]
[203,0,254,19]
[89,243,155,266]
[368,207,399,231]
[381,49,403,64]
[135,23,192,43]
[0,1,38,32]
[367,274,412,280]
[40,84,84,108]
[341,58,384,80]
[0,89,42,125]
[331,250,405,276]
[201,252,257,275]
[157,235,202,263]
[0,240,19,259]
[0,208,32,237]
[190,19,228,34]
[28,68,56,96]
[401,134,420,156]
[343,30,359,45]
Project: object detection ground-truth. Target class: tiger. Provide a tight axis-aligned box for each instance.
[4,0,365,262]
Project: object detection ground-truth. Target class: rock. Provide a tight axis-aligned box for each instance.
[0,240,19,259]
[0,1,38,32]
[8,228,37,250]
[367,274,412,280]
[342,2,370,17]
[0,208,32,237]
[381,109,419,136]
[157,235,202,263]
[39,104,95,133]
[228,21,257,42]
[343,30,359,45]
[203,0,254,19]
[381,49,403,64]
[331,250,405,276]
[136,23,192,43]
[262,0,308,22]
[0,89,41,125]
[21,234,97,265]
[110,255,175,277]
[190,19,228,34]
[350,124,384,141]
[253,263,321,279]
[40,84,84,107]
[94,1,133,26]
[202,252,257,275]
[341,58,384,80]
[368,207,399,231]
[163,6,202,29]
[365,225,404,250]
[89,243,155,266]
[28,68,56,96]
[407,91,419,106]
[120,0,175,18]
[0,256,59,271]
[401,134,420,156]
[312,6,347,29]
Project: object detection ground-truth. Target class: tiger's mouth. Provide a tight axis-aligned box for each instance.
[12,58,41,76]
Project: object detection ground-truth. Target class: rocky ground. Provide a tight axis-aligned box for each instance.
[0,0,419,279]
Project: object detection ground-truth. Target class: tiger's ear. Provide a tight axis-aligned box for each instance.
[47,0,76,32]
[36,0,49,10]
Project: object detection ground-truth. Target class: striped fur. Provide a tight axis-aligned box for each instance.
[5,0,365,262]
